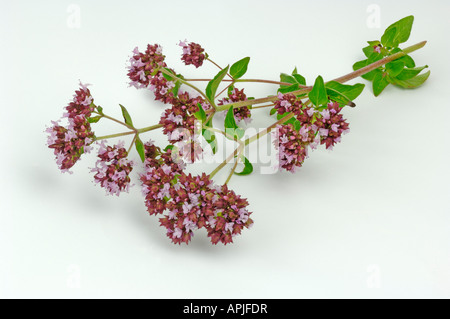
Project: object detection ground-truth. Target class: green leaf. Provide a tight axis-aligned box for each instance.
[87,116,102,123]
[363,45,375,58]
[276,112,297,125]
[396,55,415,68]
[161,68,176,81]
[389,70,430,88]
[353,59,368,71]
[278,68,306,93]
[96,105,103,114]
[202,127,217,154]
[234,155,253,176]
[293,119,301,131]
[119,104,133,126]
[367,40,381,47]
[367,51,383,64]
[194,102,206,122]
[389,48,416,68]
[269,108,277,116]
[293,74,306,85]
[386,60,405,77]
[227,84,235,96]
[396,65,428,80]
[224,107,237,130]
[308,75,328,107]
[354,55,383,81]
[164,145,174,151]
[134,135,145,163]
[224,107,244,140]
[172,74,183,97]
[363,68,383,81]
[280,73,297,86]
[291,67,306,85]
[205,65,229,102]
[381,26,398,47]
[372,72,390,96]
[278,83,299,94]
[381,15,414,47]
[325,81,365,105]
[230,57,250,79]
[201,115,217,154]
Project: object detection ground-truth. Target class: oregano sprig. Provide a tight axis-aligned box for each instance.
[46,16,429,246]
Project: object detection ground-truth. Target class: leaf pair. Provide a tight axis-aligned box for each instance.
[278,67,306,94]
[354,16,429,96]
[381,16,414,48]
[205,57,251,103]
[308,76,365,107]
[119,104,146,162]
[353,50,429,96]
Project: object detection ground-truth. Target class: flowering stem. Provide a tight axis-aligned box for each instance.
[137,123,163,134]
[184,78,303,87]
[224,147,243,185]
[94,124,162,141]
[127,134,137,154]
[208,111,295,179]
[95,130,136,141]
[244,112,296,146]
[209,145,242,179]
[235,78,309,88]
[251,103,275,109]
[215,81,234,99]
[206,58,233,79]
[158,67,211,104]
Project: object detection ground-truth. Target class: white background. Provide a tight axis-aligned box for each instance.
[1,0,449,298]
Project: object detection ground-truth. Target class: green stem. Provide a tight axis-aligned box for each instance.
[224,147,243,185]
[216,40,427,112]
[159,68,211,104]
[251,103,275,110]
[127,134,137,154]
[331,40,427,84]
[235,78,309,88]
[209,145,242,179]
[207,58,233,79]
[93,111,135,131]
[137,123,163,134]
[94,124,163,141]
[95,130,136,141]
[204,126,243,145]
[184,78,306,87]
[215,81,234,99]
[244,112,296,146]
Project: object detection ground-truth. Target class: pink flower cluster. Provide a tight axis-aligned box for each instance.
[274,93,304,116]
[273,95,350,172]
[313,102,350,150]
[127,44,177,104]
[46,84,95,173]
[91,141,134,196]
[159,91,208,162]
[140,141,253,245]
[218,87,252,124]
[127,44,166,89]
[179,40,206,68]
[274,123,312,172]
